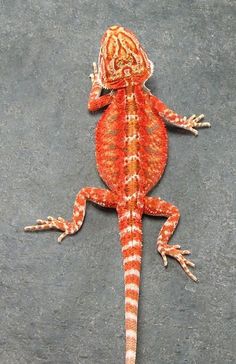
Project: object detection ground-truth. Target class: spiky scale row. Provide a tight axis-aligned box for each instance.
[24,25,211,363]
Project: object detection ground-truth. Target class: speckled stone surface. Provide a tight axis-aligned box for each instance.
[0,1,235,363]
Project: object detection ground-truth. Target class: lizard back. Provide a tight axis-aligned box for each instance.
[95,86,168,196]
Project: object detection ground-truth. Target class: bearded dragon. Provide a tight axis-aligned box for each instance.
[25,25,210,364]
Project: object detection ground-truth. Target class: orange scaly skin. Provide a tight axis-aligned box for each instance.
[25,26,211,364]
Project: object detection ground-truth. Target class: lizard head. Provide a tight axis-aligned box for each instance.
[98,25,153,89]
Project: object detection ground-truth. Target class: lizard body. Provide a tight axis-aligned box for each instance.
[25,25,210,364]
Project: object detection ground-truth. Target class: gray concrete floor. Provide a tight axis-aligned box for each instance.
[0,1,235,363]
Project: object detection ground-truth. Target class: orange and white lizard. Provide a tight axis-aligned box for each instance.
[25,25,211,364]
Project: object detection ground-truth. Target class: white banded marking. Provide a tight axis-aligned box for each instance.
[124,192,138,202]
[126,350,136,359]
[126,329,137,339]
[119,211,141,220]
[125,155,140,162]
[125,312,137,321]
[125,297,138,307]
[120,225,142,237]
[125,174,140,184]
[123,255,141,264]
[122,239,142,251]
[125,134,140,142]
[124,269,140,278]
[125,114,139,121]
[125,283,139,292]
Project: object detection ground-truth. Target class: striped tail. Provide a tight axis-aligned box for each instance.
[118,208,143,364]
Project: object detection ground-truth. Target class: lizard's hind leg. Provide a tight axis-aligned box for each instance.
[24,187,117,243]
[144,196,197,282]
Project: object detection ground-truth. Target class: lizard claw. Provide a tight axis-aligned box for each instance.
[157,243,198,282]
[182,114,211,136]
[24,216,78,243]
[89,62,100,84]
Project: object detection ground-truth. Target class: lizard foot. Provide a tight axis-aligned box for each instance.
[157,243,197,282]
[24,216,78,243]
[182,114,211,136]
[89,62,100,84]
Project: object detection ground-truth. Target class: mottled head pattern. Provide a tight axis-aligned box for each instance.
[98,25,153,89]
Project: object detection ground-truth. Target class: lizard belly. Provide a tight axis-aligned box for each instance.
[95,91,168,195]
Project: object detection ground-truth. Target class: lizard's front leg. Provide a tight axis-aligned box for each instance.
[144,196,197,282]
[150,95,211,136]
[24,187,117,243]
[88,62,113,111]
